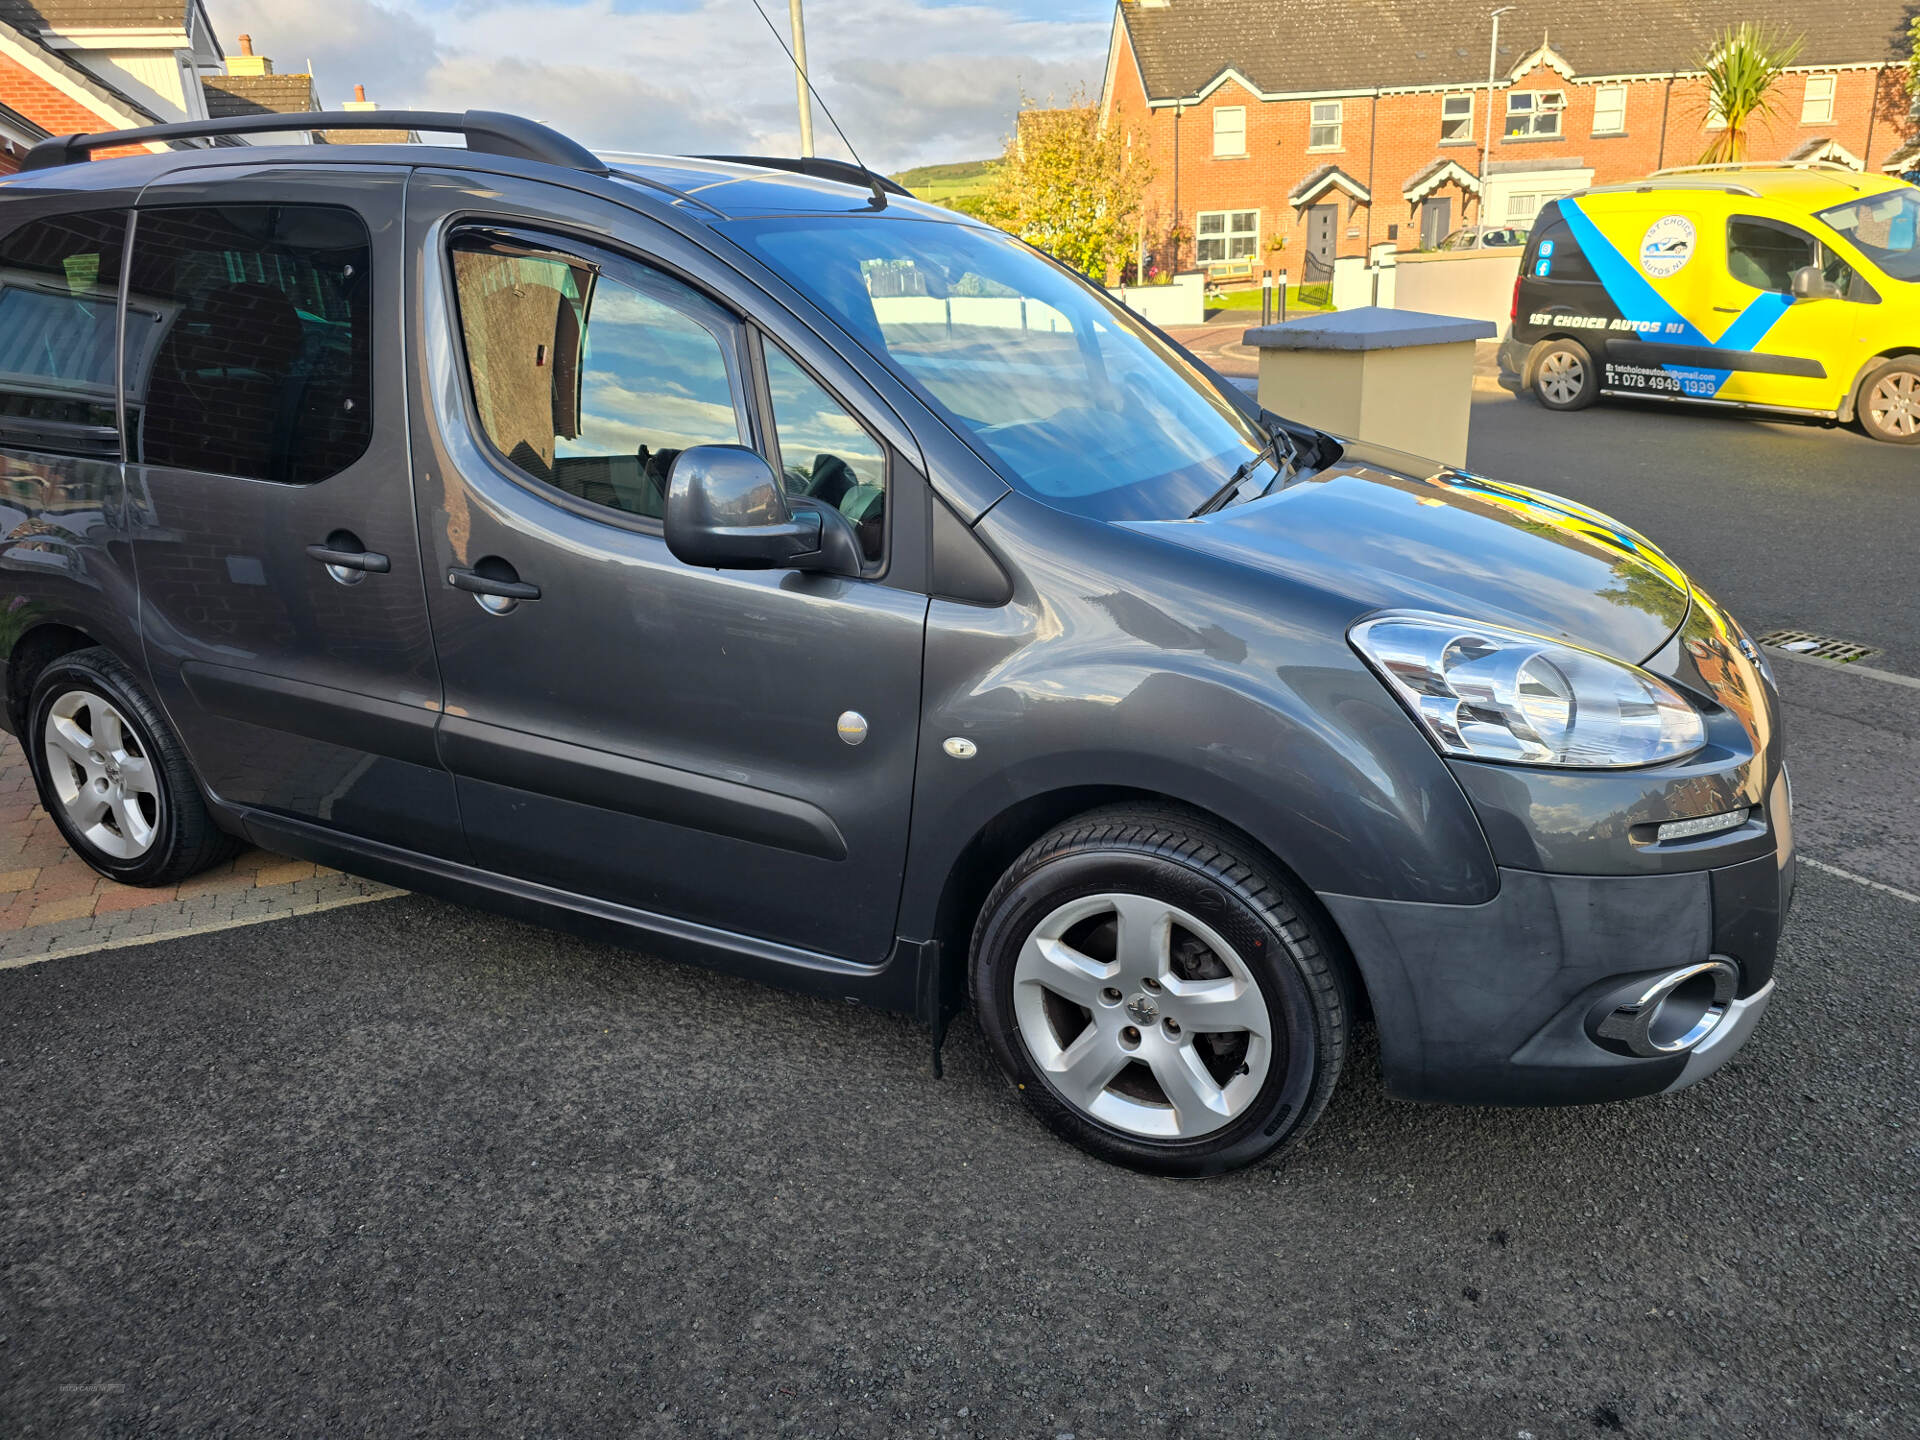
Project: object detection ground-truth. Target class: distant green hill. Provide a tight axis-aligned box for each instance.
[893,158,1000,212]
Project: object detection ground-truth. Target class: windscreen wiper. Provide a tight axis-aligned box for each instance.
[1188,422,1300,518]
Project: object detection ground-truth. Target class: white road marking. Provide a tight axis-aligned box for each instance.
[0,887,400,973]
[1767,644,1920,692]
[1799,858,1920,906]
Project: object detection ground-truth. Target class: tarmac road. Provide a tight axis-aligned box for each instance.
[3,389,1917,1439]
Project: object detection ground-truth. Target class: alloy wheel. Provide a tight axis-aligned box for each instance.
[43,689,161,860]
[1011,892,1275,1139]
[1867,371,1919,438]
[1538,350,1586,406]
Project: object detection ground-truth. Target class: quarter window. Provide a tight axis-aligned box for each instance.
[1212,106,1246,157]
[763,343,887,565]
[1801,75,1835,125]
[1195,210,1259,263]
[1505,90,1565,138]
[1592,85,1627,135]
[0,210,127,460]
[1308,101,1342,150]
[1440,93,1474,142]
[127,205,372,484]
[450,233,743,522]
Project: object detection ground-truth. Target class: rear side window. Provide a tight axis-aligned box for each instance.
[1522,207,1599,285]
[126,205,372,484]
[449,232,745,523]
[0,210,127,459]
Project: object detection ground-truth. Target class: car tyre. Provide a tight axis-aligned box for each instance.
[26,647,240,886]
[1856,359,1920,445]
[970,806,1352,1177]
[1531,337,1600,412]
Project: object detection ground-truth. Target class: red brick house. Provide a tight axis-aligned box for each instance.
[1099,0,1920,278]
[0,1,227,174]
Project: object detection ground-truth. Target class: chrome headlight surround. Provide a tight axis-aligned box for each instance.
[1351,613,1706,768]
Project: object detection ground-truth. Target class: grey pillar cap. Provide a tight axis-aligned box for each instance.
[1244,306,1498,351]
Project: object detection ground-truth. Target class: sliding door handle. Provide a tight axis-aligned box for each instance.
[306,542,390,573]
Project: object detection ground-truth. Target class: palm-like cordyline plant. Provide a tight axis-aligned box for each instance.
[1698,22,1806,163]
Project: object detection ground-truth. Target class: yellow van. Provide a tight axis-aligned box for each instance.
[1501,165,1920,443]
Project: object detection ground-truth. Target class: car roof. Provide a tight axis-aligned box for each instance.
[0,139,968,225]
[1579,167,1909,209]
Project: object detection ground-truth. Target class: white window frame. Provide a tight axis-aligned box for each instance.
[1801,74,1835,126]
[1440,92,1474,143]
[1195,208,1260,265]
[1212,105,1246,157]
[1592,84,1627,136]
[1504,89,1565,139]
[1308,100,1343,152]
[1506,192,1539,223]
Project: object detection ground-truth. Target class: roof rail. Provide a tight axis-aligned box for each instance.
[1583,178,1762,197]
[1652,160,1855,177]
[21,109,608,175]
[700,154,912,199]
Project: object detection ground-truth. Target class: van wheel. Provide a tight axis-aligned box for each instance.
[26,647,240,886]
[1531,338,1599,411]
[1858,360,1920,444]
[970,807,1351,1177]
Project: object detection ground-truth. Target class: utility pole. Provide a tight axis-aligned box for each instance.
[1478,6,1515,246]
[789,0,815,158]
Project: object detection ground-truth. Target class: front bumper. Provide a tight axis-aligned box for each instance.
[1319,768,1792,1106]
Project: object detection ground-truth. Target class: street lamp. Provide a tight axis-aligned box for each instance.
[789,0,815,157]
[1478,6,1515,247]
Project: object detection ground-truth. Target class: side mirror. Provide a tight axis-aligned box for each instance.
[665,444,826,571]
[1790,265,1839,302]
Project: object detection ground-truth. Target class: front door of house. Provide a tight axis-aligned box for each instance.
[1307,205,1337,268]
[1421,196,1452,250]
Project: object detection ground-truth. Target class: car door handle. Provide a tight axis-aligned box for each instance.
[306,542,390,573]
[1712,306,1741,313]
[448,567,541,602]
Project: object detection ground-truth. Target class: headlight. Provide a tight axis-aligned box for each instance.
[1351,613,1705,768]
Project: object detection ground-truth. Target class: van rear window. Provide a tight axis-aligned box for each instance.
[1523,206,1599,284]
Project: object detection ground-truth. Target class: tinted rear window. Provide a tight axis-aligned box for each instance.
[1523,205,1600,284]
[0,210,127,459]
[126,205,372,484]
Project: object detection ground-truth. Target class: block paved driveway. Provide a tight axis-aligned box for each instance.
[0,731,396,968]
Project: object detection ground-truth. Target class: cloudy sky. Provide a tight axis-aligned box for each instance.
[204,0,1116,172]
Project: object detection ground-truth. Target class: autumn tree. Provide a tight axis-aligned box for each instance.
[1696,22,1805,163]
[980,90,1150,284]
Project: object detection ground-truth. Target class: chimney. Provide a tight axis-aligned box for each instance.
[343,84,379,113]
[226,33,272,77]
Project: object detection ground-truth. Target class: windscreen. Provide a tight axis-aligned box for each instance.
[1817,188,1920,281]
[727,216,1274,521]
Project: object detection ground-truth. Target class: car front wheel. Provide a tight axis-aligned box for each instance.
[1858,359,1920,444]
[971,807,1352,1177]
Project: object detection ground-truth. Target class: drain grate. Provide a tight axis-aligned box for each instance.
[1756,628,1881,664]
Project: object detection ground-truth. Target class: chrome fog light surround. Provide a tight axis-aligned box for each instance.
[1592,960,1739,1058]
[1654,808,1751,843]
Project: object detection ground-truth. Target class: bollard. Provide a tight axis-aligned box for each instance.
[1261,269,1274,326]
[1278,269,1288,325]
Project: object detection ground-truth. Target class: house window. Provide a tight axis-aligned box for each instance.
[1441,93,1474,142]
[1592,85,1627,135]
[1504,89,1565,139]
[1801,75,1835,125]
[1196,210,1259,264]
[1309,101,1342,151]
[1212,106,1246,157]
[1507,192,1540,222]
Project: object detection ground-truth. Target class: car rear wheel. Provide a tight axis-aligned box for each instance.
[27,647,240,886]
[970,807,1351,1177]
[1531,338,1599,411]
[1858,360,1920,444]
